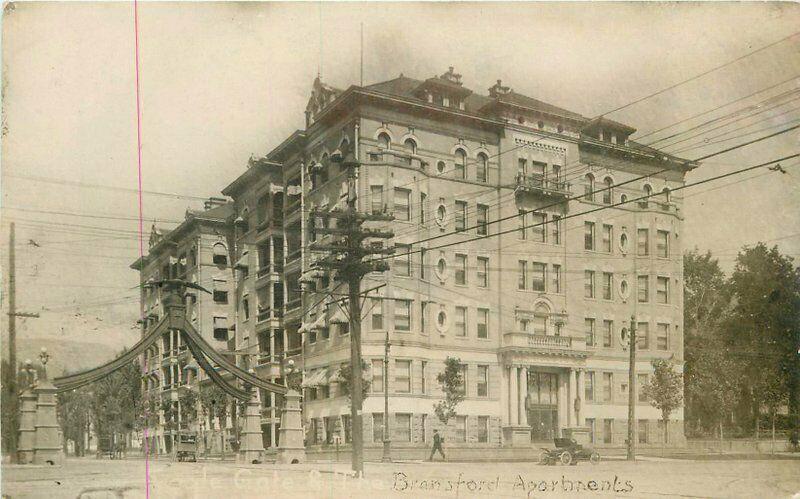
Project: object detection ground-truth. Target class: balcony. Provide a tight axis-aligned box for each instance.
[254,356,282,379]
[256,307,283,331]
[515,173,571,199]
[501,332,586,357]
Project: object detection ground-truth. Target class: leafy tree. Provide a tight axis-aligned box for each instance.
[197,383,230,457]
[336,360,371,401]
[433,357,465,427]
[722,244,800,437]
[88,354,142,454]
[56,386,93,456]
[642,358,683,445]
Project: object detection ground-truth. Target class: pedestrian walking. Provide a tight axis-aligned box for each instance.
[429,429,446,461]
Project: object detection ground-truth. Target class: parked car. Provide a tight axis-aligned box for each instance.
[176,433,197,462]
[539,438,601,465]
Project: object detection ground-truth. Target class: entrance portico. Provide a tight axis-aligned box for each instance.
[500,339,588,446]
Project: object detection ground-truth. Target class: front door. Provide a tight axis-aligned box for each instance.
[526,371,560,442]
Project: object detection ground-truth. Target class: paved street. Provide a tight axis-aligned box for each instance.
[3,456,799,499]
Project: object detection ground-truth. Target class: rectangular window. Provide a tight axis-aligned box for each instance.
[584,222,595,250]
[531,212,546,242]
[371,185,384,215]
[552,264,561,293]
[603,373,613,403]
[395,413,412,442]
[372,413,384,442]
[420,192,427,225]
[455,306,467,337]
[638,374,649,402]
[657,230,669,258]
[455,201,467,231]
[603,272,613,300]
[421,414,428,443]
[457,364,467,396]
[587,418,596,443]
[395,244,411,277]
[603,320,614,348]
[637,322,650,350]
[637,228,649,256]
[518,210,527,239]
[394,299,411,331]
[477,156,488,182]
[372,360,384,393]
[585,372,595,401]
[656,276,669,304]
[638,420,648,444]
[421,361,427,394]
[602,224,613,253]
[477,308,489,339]
[518,261,528,290]
[477,257,489,287]
[603,419,613,444]
[531,262,546,292]
[585,318,596,347]
[213,290,229,304]
[371,298,383,330]
[455,254,467,285]
[477,204,489,236]
[656,323,669,350]
[394,188,410,221]
[420,301,427,334]
[638,275,649,303]
[395,360,411,393]
[518,158,527,177]
[420,248,427,280]
[551,214,561,245]
[585,270,595,299]
[477,416,489,443]
[477,365,489,397]
[455,415,467,443]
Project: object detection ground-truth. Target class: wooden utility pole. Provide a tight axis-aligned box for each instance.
[309,140,394,476]
[627,316,637,461]
[382,330,391,462]
[7,222,17,461]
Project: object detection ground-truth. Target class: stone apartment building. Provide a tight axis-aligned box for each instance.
[131,198,236,455]
[136,67,695,454]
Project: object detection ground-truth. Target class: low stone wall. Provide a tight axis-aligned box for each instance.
[686,438,792,453]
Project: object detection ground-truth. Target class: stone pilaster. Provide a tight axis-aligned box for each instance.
[33,380,63,466]
[18,389,37,464]
[276,390,305,464]
[237,390,265,464]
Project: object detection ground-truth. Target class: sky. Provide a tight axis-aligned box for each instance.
[1,2,799,355]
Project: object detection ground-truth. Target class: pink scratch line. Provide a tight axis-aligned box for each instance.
[133,0,150,497]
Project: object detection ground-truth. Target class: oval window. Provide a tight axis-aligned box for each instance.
[435,309,449,334]
[619,232,630,254]
[436,161,446,174]
[619,279,630,300]
[435,257,448,281]
[435,204,447,227]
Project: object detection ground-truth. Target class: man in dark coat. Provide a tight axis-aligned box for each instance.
[429,429,446,461]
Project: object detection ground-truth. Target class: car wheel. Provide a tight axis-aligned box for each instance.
[560,451,572,466]
[539,450,550,465]
[590,452,600,465]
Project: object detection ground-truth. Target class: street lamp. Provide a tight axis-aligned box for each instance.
[382,331,391,462]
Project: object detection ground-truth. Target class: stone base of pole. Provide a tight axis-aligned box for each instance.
[18,389,37,464]
[33,380,64,466]
[237,391,265,464]
[276,390,305,464]
[381,439,391,462]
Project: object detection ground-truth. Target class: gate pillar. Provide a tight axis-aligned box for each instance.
[33,379,64,465]
[18,388,37,464]
[276,389,305,464]
[237,389,265,464]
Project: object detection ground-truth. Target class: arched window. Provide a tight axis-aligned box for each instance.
[602,177,614,204]
[533,303,550,336]
[377,132,391,149]
[404,138,418,155]
[661,187,671,209]
[454,148,467,179]
[476,153,488,183]
[212,243,227,266]
[640,184,652,209]
[584,174,595,201]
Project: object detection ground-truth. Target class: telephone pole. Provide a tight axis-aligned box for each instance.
[309,141,394,476]
[382,330,391,462]
[627,316,637,461]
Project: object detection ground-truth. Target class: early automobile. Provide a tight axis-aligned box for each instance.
[539,437,601,465]
[176,433,197,462]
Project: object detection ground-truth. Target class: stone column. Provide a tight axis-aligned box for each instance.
[18,389,37,464]
[33,380,64,466]
[518,367,528,426]
[557,373,568,433]
[238,390,265,464]
[509,367,518,426]
[577,370,585,426]
[277,389,305,464]
[568,369,577,427]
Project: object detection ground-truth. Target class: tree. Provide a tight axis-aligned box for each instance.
[642,358,683,446]
[336,361,371,401]
[433,357,465,428]
[56,386,93,456]
[722,244,800,438]
[197,383,230,458]
[88,355,142,455]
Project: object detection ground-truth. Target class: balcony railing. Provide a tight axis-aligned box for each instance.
[515,173,571,197]
[502,332,574,350]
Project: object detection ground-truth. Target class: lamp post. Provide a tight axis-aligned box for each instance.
[382,331,391,462]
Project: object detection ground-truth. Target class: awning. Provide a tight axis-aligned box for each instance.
[287,185,303,196]
[213,316,228,330]
[269,183,283,194]
[301,368,329,388]
[329,306,348,324]
[235,251,249,269]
